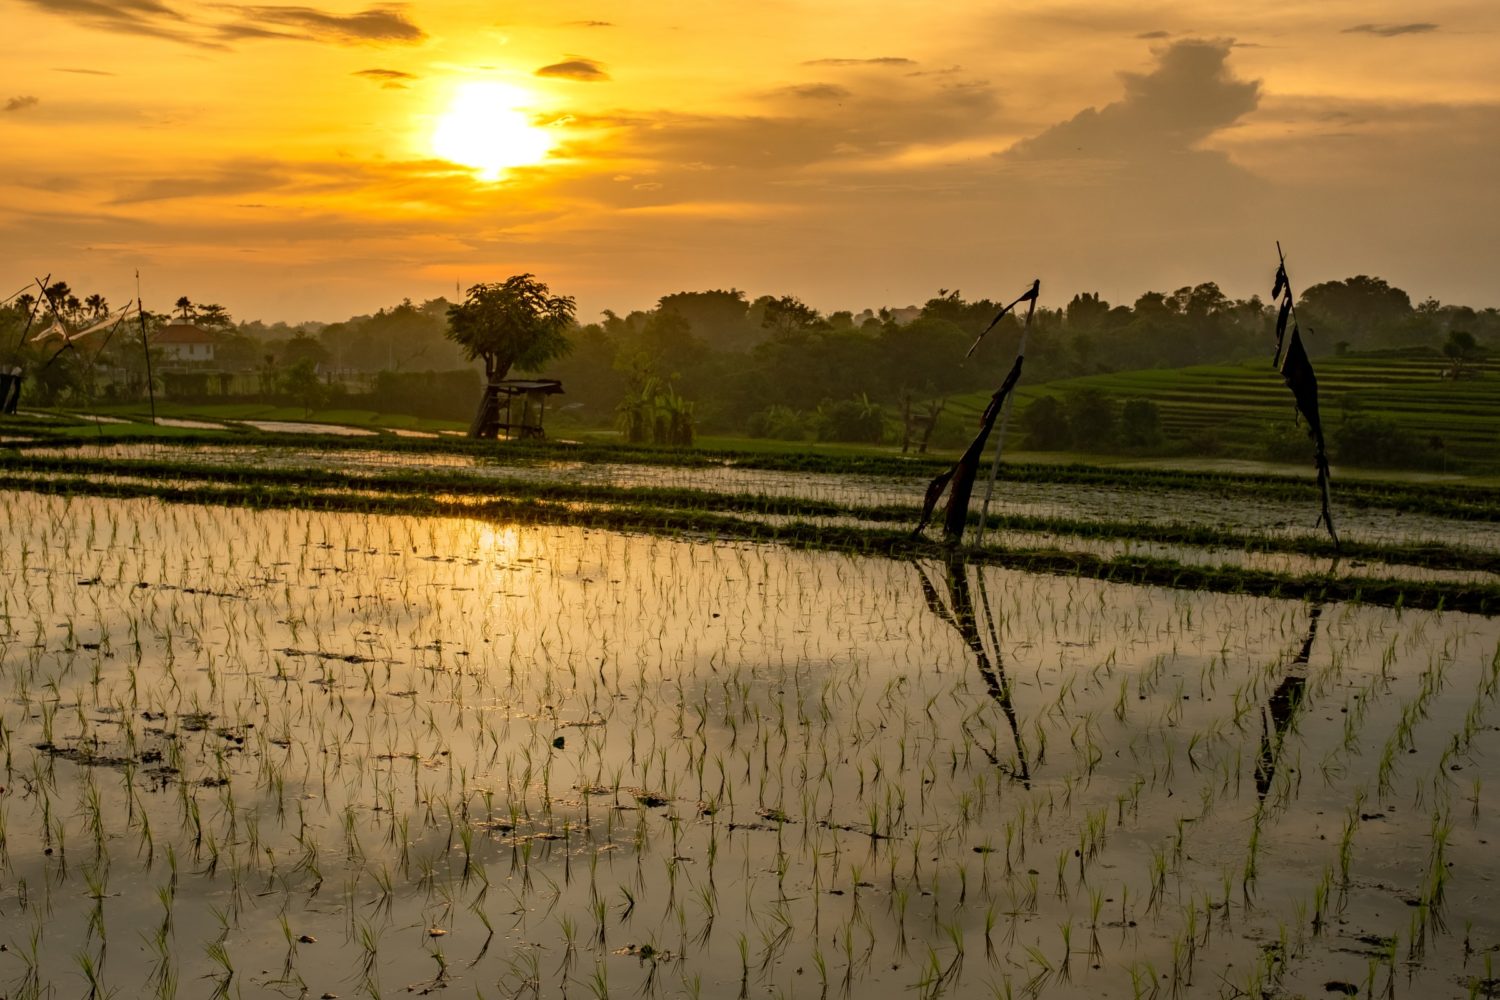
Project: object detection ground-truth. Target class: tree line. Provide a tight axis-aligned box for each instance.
[2,274,1493,437]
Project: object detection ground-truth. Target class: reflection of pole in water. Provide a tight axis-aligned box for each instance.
[913,554,1031,787]
[1255,604,1323,799]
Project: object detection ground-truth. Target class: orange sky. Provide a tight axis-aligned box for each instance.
[3,0,1498,322]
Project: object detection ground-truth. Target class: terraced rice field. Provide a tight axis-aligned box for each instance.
[951,353,1500,465]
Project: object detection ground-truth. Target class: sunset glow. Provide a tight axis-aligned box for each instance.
[1,1,1497,321]
[430,82,554,180]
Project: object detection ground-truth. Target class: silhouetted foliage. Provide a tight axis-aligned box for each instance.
[1334,416,1443,469]
[616,374,694,446]
[1063,389,1117,448]
[746,405,808,441]
[364,370,482,421]
[320,298,461,373]
[1298,275,1413,349]
[1021,395,1070,450]
[812,396,887,443]
[280,358,325,414]
[281,332,329,368]
[447,275,574,382]
[1118,398,1163,448]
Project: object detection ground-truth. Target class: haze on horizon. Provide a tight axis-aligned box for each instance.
[3,0,1497,324]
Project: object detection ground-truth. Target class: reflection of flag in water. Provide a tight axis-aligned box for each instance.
[1255,604,1322,799]
[913,555,1030,787]
[1271,254,1339,549]
[913,356,1023,545]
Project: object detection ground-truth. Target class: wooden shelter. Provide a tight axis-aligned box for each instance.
[469,378,564,440]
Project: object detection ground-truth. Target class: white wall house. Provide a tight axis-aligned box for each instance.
[153,324,218,364]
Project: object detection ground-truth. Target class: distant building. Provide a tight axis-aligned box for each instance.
[153,324,218,364]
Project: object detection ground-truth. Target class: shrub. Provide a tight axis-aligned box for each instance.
[812,395,887,443]
[1260,419,1312,463]
[365,369,482,421]
[925,410,974,451]
[616,375,695,446]
[1020,395,1070,450]
[746,405,808,441]
[1063,389,1117,448]
[1118,398,1162,448]
[1333,416,1442,469]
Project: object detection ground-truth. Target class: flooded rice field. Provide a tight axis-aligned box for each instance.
[16,441,1500,556]
[1,490,1498,998]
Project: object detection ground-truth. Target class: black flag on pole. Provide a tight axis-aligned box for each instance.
[912,355,1024,544]
[1271,245,1339,549]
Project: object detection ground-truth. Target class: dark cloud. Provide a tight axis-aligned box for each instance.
[904,65,964,79]
[26,0,179,19]
[16,0,215,46]
[109,161,290,204]
[1007,39,1258,160]
[1136,30,1170,39]
[17,0,425,46]
[214,21,299,39]
[777,83,851,101]
[13,174,83,193]
[6,96,41,112]
[354,67,416,88]
[228,5,425,42]
[1343,23,1438,37]
[556,77,1003,182]
[535,58,609,81]
[803,56,915,67]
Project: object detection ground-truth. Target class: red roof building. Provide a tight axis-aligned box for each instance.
[152,324,218,364]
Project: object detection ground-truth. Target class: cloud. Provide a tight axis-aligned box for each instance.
[535,58,609,81]
[109,161,291,203]
[6,96,41,112]
[803,56,915,67]
[1136,30,1170,39]
[1342,23,1438,37]
[566,19,611,27]
[1006,39,1258,160]
[228,5,425,43]
[776,83,851,101]
[54,67,117,75]
[16,0,213,46]
[572,77,1003,176]
[17,0,425,46]
[354,67,416,88]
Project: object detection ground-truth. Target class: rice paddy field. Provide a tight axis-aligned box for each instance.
[1,434,1499,999]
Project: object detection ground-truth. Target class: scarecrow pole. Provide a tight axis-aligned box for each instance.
[136,270,157,425]
[973,280,1039,547]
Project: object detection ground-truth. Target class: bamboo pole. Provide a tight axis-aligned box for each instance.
[973,280,1039,547]
[136,272,157,425]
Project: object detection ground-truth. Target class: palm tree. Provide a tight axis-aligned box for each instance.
[84,294,108,320]
[44,281,71,315]
[175,296,194,322]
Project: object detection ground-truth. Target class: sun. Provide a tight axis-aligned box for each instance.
[431,82,554,180]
